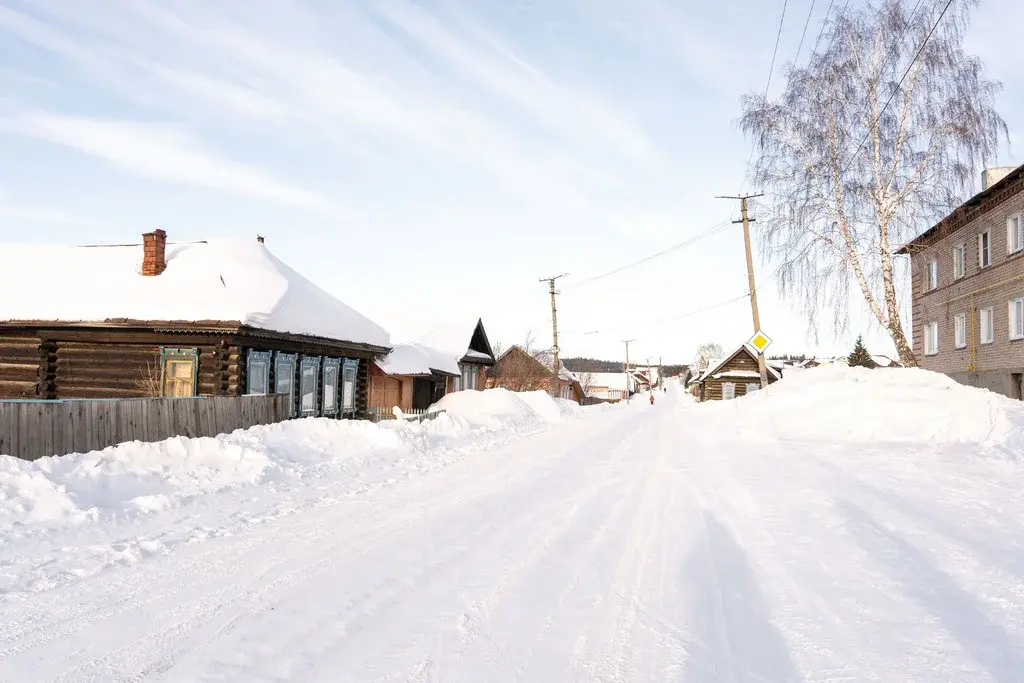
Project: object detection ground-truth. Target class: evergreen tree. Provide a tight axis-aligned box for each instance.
[848,335,874,368]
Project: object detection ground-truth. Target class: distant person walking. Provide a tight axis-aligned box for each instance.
[649,393,655,405]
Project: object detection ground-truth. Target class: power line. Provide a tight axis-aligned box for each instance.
[793,0,818,70]
[563,219,733,291]
[835,0,954,182]
[763,0,790,97]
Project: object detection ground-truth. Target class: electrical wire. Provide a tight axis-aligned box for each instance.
[835,0,954,182]
[792,0,818,72]
[562,219,734,291]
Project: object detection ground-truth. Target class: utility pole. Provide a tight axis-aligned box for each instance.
[539,274,568,398]
[716,193,769,388]
[622,339,634,402]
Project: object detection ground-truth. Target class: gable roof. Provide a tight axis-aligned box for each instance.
[697,345,782,383]
[0,238,390,348]
[378,319,495,377]
[529,348,578,382]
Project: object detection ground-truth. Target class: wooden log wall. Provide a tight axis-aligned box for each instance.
[51,341,230,399]
[0,394,290,461]
[0,332,44,400]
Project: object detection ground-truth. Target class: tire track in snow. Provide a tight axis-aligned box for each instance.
[27,409,641,682]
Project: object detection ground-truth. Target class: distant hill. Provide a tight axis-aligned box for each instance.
[563,357,689,376]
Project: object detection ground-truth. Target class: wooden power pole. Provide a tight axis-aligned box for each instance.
[539,274,568,398]
[716,193,769,388]
[622,339,634,402]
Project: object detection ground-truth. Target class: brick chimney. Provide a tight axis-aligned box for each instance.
[141,229,167,276]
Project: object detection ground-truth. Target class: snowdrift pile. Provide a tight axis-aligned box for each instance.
[705,364,1024,456]
[0,389,581,527]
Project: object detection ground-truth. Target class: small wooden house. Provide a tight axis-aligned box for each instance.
[487,346,584,403]
[693,345,782,401]
[370,319,496,412]
[0,231,390,419]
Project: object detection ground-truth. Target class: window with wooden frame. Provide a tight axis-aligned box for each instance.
[1008,214,1024,255]
[160,348,198,398]
[980,308,995,345]
[274,352,297,417]
[722,382,736,400]
[952,243,966,280]
[1010,297,1024,341]
[926,259,938,290]
[341,359,359,414]
[246,350,272,395]
[954,312,967,349]
[745,383,760,394]
[299,356,321,416]
[322,357,341,416]
[923,322,939,356]
[978,231,992,268]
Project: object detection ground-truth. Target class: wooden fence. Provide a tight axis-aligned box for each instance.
[368,406,440,423]
[0,394,291,461]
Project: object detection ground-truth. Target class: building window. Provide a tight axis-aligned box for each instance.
[274,352,297,417]
[722,382,736,400]
[953,243,966,279]
[923,322,939,356]
[1009,214,1024,255]
[978,231,991,268]
[980,308,995,344]
[926,260,938,290]
[745,383,760,394]
[460,364,477,391]
[322,357,341,416]
[342,359,358,413]
[246,350,272,395]
[1010,297,1024,340]
[160,348,198,398]
[299,356,321,416]
[953,313,967,349]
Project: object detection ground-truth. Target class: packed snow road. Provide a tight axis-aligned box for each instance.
[2,375,1023,682]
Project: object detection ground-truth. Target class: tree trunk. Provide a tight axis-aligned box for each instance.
[889,320,917,366]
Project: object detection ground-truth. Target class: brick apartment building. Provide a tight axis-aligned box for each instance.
[898,165,1024,400]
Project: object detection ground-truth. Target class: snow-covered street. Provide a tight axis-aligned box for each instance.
[2,371,1024,682]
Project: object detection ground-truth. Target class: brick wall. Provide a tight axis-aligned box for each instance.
[909,188,1024,376]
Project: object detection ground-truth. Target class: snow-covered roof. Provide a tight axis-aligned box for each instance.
[530,349,579,382]
[583,372,638,395]
[0,238,390,348]
[378,319,494,377]
[377,343,460,376]
[712,370,762,379]
[697,346,782,383]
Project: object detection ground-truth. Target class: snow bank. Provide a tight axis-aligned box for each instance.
[706,365,1024,456]
[0,390,582,528]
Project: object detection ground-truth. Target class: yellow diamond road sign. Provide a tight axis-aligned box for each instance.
[747,330,772,354]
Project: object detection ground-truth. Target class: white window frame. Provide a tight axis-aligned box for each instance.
[923,322,939,356]
[1008,214,1023,255]
[722,382,736,400]
[978,231,992,268]
[745,382,760,395]
[980,307,995,345]
[953,243,966,280]
[926,259,938,290]
[245,350,272,396]
[1010,297,1024,341]
[953,312,967,349]
[341,359,358,413]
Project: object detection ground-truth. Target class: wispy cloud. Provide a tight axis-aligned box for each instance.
[7,111,330,211]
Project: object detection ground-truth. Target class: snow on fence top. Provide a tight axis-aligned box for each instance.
[0,238,390,348]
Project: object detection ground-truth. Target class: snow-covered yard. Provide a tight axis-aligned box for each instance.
[1,369,1023,681]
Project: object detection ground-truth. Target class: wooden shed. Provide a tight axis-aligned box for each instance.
[487,345,584,403]
[694,345,782,401]
[0,231,390,419]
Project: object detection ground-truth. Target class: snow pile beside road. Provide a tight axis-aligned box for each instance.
[713,365,1024,455]
[0,389,580,528]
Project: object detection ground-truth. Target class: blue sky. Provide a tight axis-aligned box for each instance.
[1,0,1020,364]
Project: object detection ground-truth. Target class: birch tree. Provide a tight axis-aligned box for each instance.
[741,0,1006,365]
